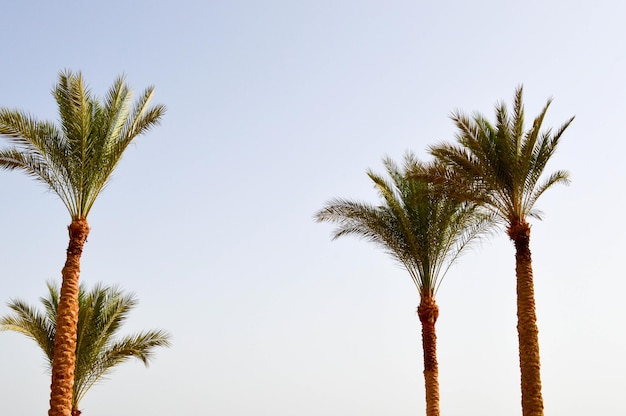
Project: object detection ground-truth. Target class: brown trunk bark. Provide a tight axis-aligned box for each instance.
[508,220,544,416]
[71,408,81,416]
[417,296,440,416]
[48,218,90,416]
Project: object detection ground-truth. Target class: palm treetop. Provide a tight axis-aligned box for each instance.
[429,86,574,226]
[0,70,165,219]
[316,153,493,296]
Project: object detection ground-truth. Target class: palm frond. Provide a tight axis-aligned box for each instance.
[0,298,55,364]
[524,169,570,219]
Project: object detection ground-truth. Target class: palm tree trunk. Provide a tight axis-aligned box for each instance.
[417,296,440,416]
[49,218,90,416]
[509,220,544,416]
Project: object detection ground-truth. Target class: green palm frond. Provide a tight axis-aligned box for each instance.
[316,152,493,297]
[0,70,166,220]
[74,329,170,404]
[0,281,170,410]
[0,298,56,364]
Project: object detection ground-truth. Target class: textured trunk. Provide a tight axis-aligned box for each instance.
[71,408,81,416]
[417,296,440,416]
[48,218,90,416]
[508,220,544,416]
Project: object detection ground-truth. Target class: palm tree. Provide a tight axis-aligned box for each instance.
[315,154,492,416]
[0,70,165,416]
[1,281,171,416]
[428,86,573,416]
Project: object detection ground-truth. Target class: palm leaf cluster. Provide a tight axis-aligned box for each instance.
[0,281,171,410]
[317,154,492,297]
[0,70,165,219]
[430,87,573,226]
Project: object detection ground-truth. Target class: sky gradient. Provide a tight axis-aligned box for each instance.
[1,1,625,415]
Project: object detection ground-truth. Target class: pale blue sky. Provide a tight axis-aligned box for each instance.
[1,1,625,415]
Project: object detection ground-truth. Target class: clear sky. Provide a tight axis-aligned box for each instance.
[1,1,624,415]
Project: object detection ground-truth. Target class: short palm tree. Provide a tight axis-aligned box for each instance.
[1,281,171,416]
[0,70,165,416]
[428,86,573,416]
[315,154,493,416]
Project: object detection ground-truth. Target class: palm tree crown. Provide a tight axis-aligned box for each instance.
[1,281,171,415]
[316,154,492,297]
[430,86,573,230]
[0,70,165,219]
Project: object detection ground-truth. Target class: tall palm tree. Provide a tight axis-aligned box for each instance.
[1,281,171,416]
[0,70,165,416]
[428,86,573,416]
[315,154,492,416]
